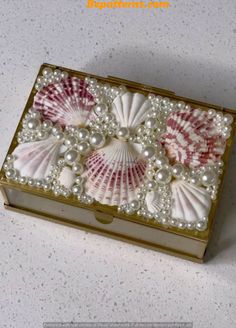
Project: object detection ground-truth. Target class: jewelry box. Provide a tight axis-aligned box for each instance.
[0,63,235,262]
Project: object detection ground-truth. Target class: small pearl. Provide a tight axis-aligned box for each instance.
[27,118,40,130]
[77,142,90,154]
[55,132,64,140]
[196,221,207,231]
[172,163,184,177]
[187,222,195,230]
[201,170,217,187]
[52,124,62,135]
[94,103,108,116]
[145,117,156,129]
[37,130,48,139]
[35,83,42,91]
[116,127,130,140]
[176,101,185,110]
[75,176,84,184]
[31,111,41,120]
[72,163,84,175]
[155,168,172,184]
[208,108,216,117]
[6,154,14,162]
[142,146,156,159]
[42,120,53,130]
[19,176,27,184]
[5,169,15,179]
[61,71,68,79]
[72,184,83,196]
[64,149,79,165]
[90,132,105,148]
[53,69,61,77]
[78,128,89,141]
[42,67,53,77]
[147,180,157,190]
[130,200,140,211]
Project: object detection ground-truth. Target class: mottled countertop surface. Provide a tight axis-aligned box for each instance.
[0,1,236,327]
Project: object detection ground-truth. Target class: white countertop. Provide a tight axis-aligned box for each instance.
[0,1,236,327]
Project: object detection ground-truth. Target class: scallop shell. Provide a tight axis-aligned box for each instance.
[162,108,226,167]
[171,180,211,222]
[83,138,147,206]
[145,190,162,214]
[33,77,96,126]
[112,92,151,128]
[12,137,65,179]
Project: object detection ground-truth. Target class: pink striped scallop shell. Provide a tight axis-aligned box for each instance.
[83,138,147,206]
[33,77,96,127]
[161,108,226,168]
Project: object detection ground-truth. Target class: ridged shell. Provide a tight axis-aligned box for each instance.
[33,77,96,126]
[12,137,65,179]
[171,180,211,222]
[112,92,151,128]
[162,108,226,167]
[145,190,162,214]
[83,138,147,206]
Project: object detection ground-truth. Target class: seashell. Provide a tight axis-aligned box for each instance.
[171,180,211,222]
[12,137,65,179]
[83,138,147,206]
[112,92,151,128]
[145,190,163,214]
[34,77,96,127]
[58,166,76,189]
[162,108,226,167]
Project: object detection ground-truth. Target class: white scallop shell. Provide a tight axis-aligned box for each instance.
[12,137,65,179]
[171,180,211,222]
[112,92,151,128]
[83,138,147,206]
[58,166,75,189]
[145,190,162,214]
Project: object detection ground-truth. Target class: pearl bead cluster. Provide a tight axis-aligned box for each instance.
[208,109,233,139]
[35,67,69,91]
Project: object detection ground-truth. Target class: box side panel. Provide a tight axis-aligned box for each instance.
[4,187,206,260]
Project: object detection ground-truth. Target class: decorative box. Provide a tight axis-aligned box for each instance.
[0,63,235,262]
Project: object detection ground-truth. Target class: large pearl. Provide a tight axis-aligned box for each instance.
[145,117,156,129]
[78,128,89,141]
[64,149,79,165]
[142,146,156,159]
[72,163,84,175]
[201,170,217,187]
[42,67,52,77]
[172,163,184,177]
[156,156,169,168]
[27,118,40,130]
[116,127,130,140]
[94,103,108,116]
[155,168,172,184]
[77,142,90,154]
[64,136,77,147]
[90,132,105,148]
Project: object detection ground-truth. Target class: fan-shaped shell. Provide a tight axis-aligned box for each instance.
[171,180,211,222]
[145,190,162,214]
[12,137,65,179]
[83,138,147,206]
[162,108,226,167]
[33,77,96,127]
[112,92,151,128]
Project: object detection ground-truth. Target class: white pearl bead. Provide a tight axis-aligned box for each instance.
[64,149,79,165]
[172,163,184,177]
[72,163,84,175]
[130,200,140,211]
[77,142,90,154]
[147,180,156,190]
[155,168,172,184]
[78,128,89,140]
[60,71,69,79]
[55,132,64,140]
[223,114,233,125]
[6,169,15,179]
[72,184,83,196]
[201,170,217,187]
[177,101,185,110]
[6,154,14,162]
[27,118,40,130]
[90,132,105,148]
[208,108,216,117]
[145,117,156,129]
[75,176,84,184]
[53,69,61,77]
[142,146,156,159]
[156,156,169,168]
[196,221,207,231]
[64,136,77,147]
[94,103,108,116]
[116,127,130,140]
[42,120,52,130]
[42,67,53,77]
